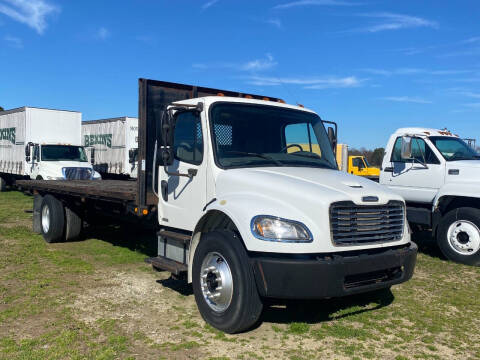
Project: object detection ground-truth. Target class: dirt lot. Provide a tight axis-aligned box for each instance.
[0,191,479,360]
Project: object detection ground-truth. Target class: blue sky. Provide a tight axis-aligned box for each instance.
[1,0,480,148]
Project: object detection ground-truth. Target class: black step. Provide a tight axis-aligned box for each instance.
[158,229,191,243]
[145,256,187,275]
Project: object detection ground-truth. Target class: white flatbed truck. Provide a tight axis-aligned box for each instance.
[19,80,417,333]
[380,128,480,266]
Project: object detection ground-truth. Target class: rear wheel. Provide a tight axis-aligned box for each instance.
[65,206,82,241]
[0,177,6,192]
[40,195,65,243]
[437,207,480,266]
[192,231,263,333]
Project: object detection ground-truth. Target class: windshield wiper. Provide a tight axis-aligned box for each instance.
[226,151,283,166]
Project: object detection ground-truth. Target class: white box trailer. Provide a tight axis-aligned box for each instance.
[0,107,98,190]
[82,117,138,178]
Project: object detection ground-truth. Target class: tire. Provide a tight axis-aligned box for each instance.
[192,230,263,334]
[437,207,480,266]
[36,176,43,180]
[40,195,65,243]
[65,206,82,241]
[0,177,6,192]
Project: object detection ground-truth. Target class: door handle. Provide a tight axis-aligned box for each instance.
[161,180,168,202]
[383,167,393,173]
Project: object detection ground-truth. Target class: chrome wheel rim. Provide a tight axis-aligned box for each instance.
[41,205,50,234]
[447,220,480,256]
[200,252,233,312]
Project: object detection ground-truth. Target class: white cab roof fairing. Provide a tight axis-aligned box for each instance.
[172,96,318,115]
[393,127,460,138]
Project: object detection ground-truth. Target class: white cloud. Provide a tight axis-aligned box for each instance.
[273,0,356,10]
[381,96,432,104]
[95,27,110,41]
[361,68,471,76]
[193,54,278,72]
[202,0,219,10]
[0,0,59,34]
[464,102,480,108]
[354,12,438,33]
[248,75,364,89]
[241,54,277,71]
[462,36,480,44]
[4,34,22,48]
[265,18,282,28]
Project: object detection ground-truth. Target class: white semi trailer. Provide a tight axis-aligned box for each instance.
[82,117,138,178]
[19,80,417,333]
[0,107,100,190]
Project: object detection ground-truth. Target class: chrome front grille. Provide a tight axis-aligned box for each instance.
[330,201,404,246]
[63,167,92,180]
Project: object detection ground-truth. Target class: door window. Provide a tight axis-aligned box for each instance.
[33,145,40,162]
[352,157,364,168]
[173,112,203,165]
[391,137,440,164]
[284,122,321,155]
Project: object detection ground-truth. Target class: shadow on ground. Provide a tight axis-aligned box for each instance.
[412,230,445,260]
[81,222,158,257]
[259,288,394,325]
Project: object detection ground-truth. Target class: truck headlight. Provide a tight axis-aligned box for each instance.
[251,216,313,243]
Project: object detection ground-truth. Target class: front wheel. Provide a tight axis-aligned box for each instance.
[437,207,480,266]
[192,231,263,333]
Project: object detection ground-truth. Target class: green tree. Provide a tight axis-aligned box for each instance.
[0,106,4,111]
[370,147,385,167]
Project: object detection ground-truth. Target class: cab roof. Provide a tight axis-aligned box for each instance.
[172,96,317,114]
[394,127,459,138]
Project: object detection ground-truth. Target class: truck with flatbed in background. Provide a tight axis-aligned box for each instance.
[0,107,100,191]
[380,128,480,266]
[19,79,417,333]
[82,117,138,179]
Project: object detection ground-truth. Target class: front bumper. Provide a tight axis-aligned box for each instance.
[251,242,417,299]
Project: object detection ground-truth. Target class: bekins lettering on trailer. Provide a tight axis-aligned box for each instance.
[84,134,113,148]
[0,127,15,144]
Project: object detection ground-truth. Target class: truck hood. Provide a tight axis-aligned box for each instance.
[446,161,480,183]
[212,167,408,254]
[216,167,402,206]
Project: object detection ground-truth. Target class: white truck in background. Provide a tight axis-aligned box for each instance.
[82,117,138,178]
[20,80,417,334]
[380,128,480,266]
[0,107,100,191]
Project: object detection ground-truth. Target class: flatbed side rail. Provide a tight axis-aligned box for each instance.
[16,180,137,203]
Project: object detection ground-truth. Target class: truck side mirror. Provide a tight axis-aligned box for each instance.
[327,127,337,153]
[401,136,413,160]
[161,146,174,166]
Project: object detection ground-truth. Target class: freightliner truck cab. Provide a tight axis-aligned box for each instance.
[150,83,417,332]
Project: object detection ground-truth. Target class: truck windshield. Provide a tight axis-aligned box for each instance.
[429,136,480,161]
[210,103,337,169]
[41,145,88,162]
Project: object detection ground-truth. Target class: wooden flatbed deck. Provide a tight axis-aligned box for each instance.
[17,180,137,202]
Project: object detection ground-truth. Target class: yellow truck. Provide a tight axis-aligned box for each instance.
[336,144,380,181]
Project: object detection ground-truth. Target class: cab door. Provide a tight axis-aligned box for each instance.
[383,137,445,203]
[29,144,41,179]
[158,111,207,231]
